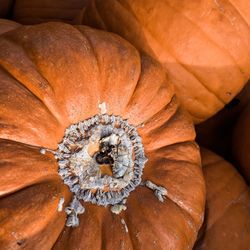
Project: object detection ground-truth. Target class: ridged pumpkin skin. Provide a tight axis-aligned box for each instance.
[0,21,205,249]
[83,0,250,123]
[233,103,250,183]
[12,0,89,24]
[0,19,21,35]
[195,149,250,250]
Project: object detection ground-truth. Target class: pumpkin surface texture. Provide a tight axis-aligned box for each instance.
[83,0,250,123]
[233,103,250,184]
[0,19,21,35]
[0,21,205,249]
[195,148,250,250]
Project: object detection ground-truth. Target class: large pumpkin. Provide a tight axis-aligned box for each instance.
[233,103,250,183]
[195,148,250,250]
[12,0,89,24]
[83,0,250,123]
[0,21,205,249]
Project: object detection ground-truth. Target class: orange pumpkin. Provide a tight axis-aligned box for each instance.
[195,148,250,250]
[0,21,205,249]
[233,103,250,183]
[83,0,250,123]
[12,0,89,24]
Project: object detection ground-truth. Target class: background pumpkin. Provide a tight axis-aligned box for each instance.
[196,80,250,163]
[0,21,205,249]
[233,103,250,184]
[194,148,250,250]
[83,0,250,123]
[12,0,89,24]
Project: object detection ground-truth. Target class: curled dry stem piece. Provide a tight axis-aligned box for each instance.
[143,180,168,202]
[110,204,127,214]
[65,196,85,227]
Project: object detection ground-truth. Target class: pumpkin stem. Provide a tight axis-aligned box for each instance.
[52,114,147,226]
[45,113,167,227]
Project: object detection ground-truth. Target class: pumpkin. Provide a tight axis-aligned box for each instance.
[12,0,89,24]
[196,80,250,161]
[0,21,205,249]
[83,0,250,123]
[194,148,250,250]
[0,19,21,35]
[233,103,250,184]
